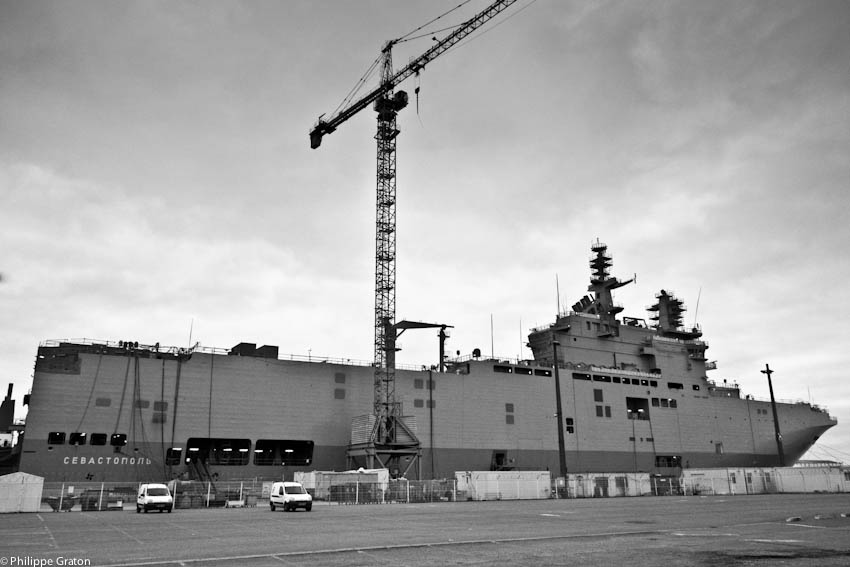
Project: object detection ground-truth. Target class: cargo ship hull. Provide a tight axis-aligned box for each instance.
[19,342,835,483]
[17,243,837,482]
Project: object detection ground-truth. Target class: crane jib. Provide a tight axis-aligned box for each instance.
[309,0,518,149]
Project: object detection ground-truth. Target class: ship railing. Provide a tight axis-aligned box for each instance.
[448,353,539,367]
[530,311,602,334]
[651,335,683,345]
[589,365,661,379]
[271,352,425,371]
[39,338,426,372]
[702,379,831,414]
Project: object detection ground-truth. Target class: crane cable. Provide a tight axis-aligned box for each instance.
[330,1,474,121]
[329,0,535,123]
[440,0,539,59]
[330,54,383,121]
[395,0,473,44]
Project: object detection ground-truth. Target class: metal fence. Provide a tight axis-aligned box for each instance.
[32,467,849,513]
[323,479,457,505]
[37,480,266,512]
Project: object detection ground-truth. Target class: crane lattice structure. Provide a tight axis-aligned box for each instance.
[310,0,519,478]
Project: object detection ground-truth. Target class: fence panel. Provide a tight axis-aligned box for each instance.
[323,480,457,505]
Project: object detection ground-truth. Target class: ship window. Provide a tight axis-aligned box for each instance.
[165,448,182,465]
[655,455,681,468]
[670,399,677,408]
[95,397,111,407]
[626,398,650,420]
[494,365,513,374]
[69,432,86,445]
[565,418,574,434]
[185,437,251,466]
[152,412,167,423]
[253,439,313,466]
[660,399,669,408]
[534,369,552,377]
[692,385,701,391]
[715,442,724,455]
[515,367,532,375]
[414,379,424,389]
[613,377,621,384]
[334,372,346,384]
[622,378,631,385]
[572,372,591,381]
[593,375,611,382]
[605,405,611,418]
[505,403,514,413]
[490,451,509,471]
[593,389,603,402]
[414,399,424,408]
[652,398,660,407]
[668,382,684,390]
[428,379,435,390]
[135,399,150,409]
[153,401,168,411]
[48,432,66,445]
[334,388,345,400]
[506,414,514,424]
[426,400,435,409]
[90,433,107,446]
[110,434,128,446]
[640,380,649,386]
[650,380,658,387]
[596,405,604,417]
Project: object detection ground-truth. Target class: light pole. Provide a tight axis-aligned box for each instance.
[552,337,568,480]
[761,364,786,467]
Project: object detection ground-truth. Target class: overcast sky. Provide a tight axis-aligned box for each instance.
[2,0,849,463]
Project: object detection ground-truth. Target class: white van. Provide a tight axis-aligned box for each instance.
[270,481,312,512]
[137,483,173,513]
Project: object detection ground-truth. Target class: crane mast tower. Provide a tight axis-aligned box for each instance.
[310,0,519,477]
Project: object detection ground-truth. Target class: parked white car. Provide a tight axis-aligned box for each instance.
[270,481,312,512]
[137,483,173,513]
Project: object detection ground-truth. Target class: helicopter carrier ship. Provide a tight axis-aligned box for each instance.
[17,242,836,482]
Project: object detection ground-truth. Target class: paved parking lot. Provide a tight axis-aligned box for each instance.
[2,494,850,566]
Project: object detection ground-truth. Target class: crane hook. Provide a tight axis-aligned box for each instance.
[415,71,421,115]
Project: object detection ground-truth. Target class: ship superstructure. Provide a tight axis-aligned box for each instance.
[17,243,836,482]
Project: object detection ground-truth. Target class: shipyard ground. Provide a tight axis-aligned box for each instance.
[3,494,850,566]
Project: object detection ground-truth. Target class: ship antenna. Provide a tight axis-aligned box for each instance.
[188,317,194,348]
[556,273,561,316]
[490,313,495,359]
[692,287,702,328]
[519,317,523,361]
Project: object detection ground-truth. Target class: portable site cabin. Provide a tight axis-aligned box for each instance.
[0,472,44,513]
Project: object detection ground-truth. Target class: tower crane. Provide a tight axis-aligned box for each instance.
[310,0,519,478]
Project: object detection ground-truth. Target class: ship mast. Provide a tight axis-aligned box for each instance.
[588,240,633,331]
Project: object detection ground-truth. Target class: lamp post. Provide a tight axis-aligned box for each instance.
[761,364,786,467]
[552,338,568,480]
